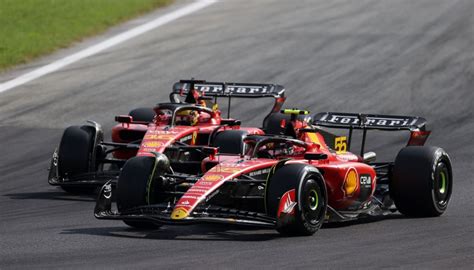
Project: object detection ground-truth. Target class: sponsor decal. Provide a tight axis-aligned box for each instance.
[324,114,416,127]
[147,130,177,135]
[196,181,214,186]
[193,85,270,95]
[181,195,199,200]
[360,174,372,186]
[143,141,163,148]
[141,147,159,153]
[219,163,248,167]
[336,153,355,162]
[179,134,192,143]
[248,168,271,177]
[145,134,175,140]
[358,174,373,202]
[176,200,191,207]
[343,168,358,196]
[103,183,112,199]
[203,174,224,182]
[186,188,209,193]
[171,207,188,220]
[217,167,242,174]
[278,189,297,217]
[206,190,220,202]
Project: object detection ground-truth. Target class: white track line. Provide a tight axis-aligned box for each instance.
[0,0,217,94]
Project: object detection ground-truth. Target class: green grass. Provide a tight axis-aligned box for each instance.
[0,0,172,71]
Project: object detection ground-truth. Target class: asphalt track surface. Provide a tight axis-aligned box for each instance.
[1,0,473,269]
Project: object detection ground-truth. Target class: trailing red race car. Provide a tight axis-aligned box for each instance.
[48,79,287,193]
[95,109,453,235]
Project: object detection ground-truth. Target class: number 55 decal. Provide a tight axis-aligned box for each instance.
[335,136,347,154]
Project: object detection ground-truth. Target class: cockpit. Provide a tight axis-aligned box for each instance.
[244,135,308,159]
[153,103,217,127]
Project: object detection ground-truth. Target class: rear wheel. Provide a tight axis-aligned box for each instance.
[129,107,155,123]
[212,130,248,154]
[266,164,327,235]
[58,126,95,194]
[390,146,453,217]
[117,156,161,229]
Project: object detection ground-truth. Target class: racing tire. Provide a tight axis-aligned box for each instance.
[390,146,453,217]
[58,126,95,194]
[212,130,248,155]
[266,164,327,236]
[129,107,155,123]
[116,156,161,229]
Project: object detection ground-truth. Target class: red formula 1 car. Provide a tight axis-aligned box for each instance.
[48,79,287,193]
[95,109,453,235]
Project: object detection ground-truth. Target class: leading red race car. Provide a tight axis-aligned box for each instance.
[95,109,453,235]
[48,79,287,193]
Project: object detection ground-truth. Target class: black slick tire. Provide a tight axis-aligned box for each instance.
[212,130,248,154]
[391,146,453,217]
[116,156,161,229]
[58,126,94,194]
[266,163,327,236]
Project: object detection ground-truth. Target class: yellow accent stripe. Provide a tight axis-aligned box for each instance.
[282,109,309,115]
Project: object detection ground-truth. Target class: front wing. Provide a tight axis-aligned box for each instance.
[94,181,276,228]
[48,149,119,188]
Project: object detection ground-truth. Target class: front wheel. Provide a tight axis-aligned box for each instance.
[266,164,327,236]
[57,126,95,194]
[117,156,161,229]
[390,146,453,217]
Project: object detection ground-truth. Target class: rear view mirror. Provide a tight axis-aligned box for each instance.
[304,153,328,160]
[115,115,133,123]
[202,147,219,156]
[220,119,241,126]
[362,152,376,163]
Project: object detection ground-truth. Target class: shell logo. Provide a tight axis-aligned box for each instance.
[143,141,163,148]
[203,174,223,182]
[343,168,358,196]
[171,207,188,220]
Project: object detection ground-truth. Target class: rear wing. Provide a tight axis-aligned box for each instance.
[171,80,285,99]
[313,112,427,131]
[170,79,286,121]
[312,112,430,155]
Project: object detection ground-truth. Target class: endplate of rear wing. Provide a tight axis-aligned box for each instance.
[313,112,427,131]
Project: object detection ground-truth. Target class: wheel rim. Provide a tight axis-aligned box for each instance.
[434,162,450,207]
[308,189,319,211]
[439,171,447,195]
[303,179,325,225]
